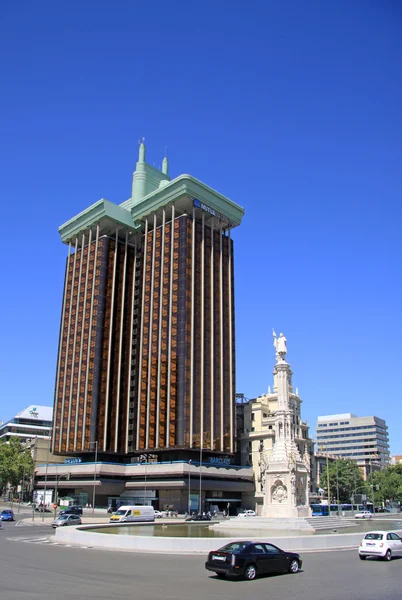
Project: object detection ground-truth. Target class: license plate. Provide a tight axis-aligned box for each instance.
[212,555,226,561]
[366,543,375,546]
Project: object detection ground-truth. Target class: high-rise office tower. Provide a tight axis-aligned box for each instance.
[52,143,245,461]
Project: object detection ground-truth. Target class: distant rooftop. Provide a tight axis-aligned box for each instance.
[317,413,356,421]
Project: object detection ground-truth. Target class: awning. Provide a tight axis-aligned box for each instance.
[205,498,241,502]
[126,481,186,489]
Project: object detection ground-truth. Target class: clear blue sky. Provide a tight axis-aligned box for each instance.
[1,1,401,453]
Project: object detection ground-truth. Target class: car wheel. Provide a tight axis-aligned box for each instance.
[288,559,299,573]
[359,555,366,560]
[244,564,257,581]
[384,550,392,561]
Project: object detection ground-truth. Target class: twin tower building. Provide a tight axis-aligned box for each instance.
[53,143,245,463]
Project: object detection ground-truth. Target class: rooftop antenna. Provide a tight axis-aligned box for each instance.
[138,137,146,162]
[162,145,169,175]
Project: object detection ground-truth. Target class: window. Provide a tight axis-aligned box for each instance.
[264,544,280,554]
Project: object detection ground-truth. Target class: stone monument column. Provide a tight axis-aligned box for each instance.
[261,332,312,518]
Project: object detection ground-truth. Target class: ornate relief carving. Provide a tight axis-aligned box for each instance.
[271,480,288,503]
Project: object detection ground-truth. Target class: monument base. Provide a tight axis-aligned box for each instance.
[261,504,312,518]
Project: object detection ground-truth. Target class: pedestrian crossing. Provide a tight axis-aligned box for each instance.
[7,535,92,549]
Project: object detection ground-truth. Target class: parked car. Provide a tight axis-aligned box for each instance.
[0,509,15,521]
[52,514,82,528]
[355,511,372,519]
[185,514,211,522]
[358,531,402,561]
[59,505,83,516]
[35,505,51,512]
[238,510,256,517]
[205,541,302,580]
[154,510,163,518]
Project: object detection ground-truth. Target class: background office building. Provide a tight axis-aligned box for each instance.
[316,413,390,478]
[0,405,52,444]
[52,143,244,464]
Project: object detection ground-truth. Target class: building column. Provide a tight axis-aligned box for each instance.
[54,241,71,453]
[60,237,78,453]
[228,230,233,453]
[166,205,175,447]
[126,242,138,454]
[190,208,195,447]
[115,231,128,453]
[156,209,166,448]
[136,218,149,450]
[200,212,205,450]
[73,233,87,451]
[103,228,119,450]
[82,224,99,450]
[146,214,157,448]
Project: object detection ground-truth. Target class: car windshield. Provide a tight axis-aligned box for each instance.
[2,510,12,514]
[218,542,249,553]
[364,533,383,540]
[114,509,127,515]
[58,515,69,520]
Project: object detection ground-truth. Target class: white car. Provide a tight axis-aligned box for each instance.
[238,510,256,517]
[52,514,82,528]
[359,530,402,560]
[154,510,163,518]
[355,511,372,519]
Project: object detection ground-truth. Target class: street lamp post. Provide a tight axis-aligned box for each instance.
[89,441,98,514]
[369,455,376,512]
[199,442,203,514]
[335,459,340,516]
[188,460,192,514]
[43,427,59,521]
[142,455,147,505]
[322,443,331,517]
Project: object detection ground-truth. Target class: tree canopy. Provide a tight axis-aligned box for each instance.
[320,458,368,504]
[372,463,402,504]
[0,437,34,494]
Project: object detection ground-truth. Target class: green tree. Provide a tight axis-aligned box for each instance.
[320,459,368,504]
[0,437,34,496]
[372,464,402,504]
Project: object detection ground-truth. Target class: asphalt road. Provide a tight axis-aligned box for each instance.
[1,522,401,600]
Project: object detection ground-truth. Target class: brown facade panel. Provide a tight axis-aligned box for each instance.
[54,212,237,459]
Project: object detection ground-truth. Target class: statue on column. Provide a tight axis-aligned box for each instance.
[273,330,287,360]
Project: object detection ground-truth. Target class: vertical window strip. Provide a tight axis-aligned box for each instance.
[156,209,166,447]
[126,244,137,454]
[73,232,87,450]
[54,241,71,453]
[190,208,195,447]
[115,232,128,453]
[228,231,233,453]
[136,218,148,450]
[61,237,78,453]
[146,215,157,448]
[166,205,175,447]
[82,225,99,450]
[103,229,119,450]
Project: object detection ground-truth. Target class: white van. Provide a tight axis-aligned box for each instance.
[109,505,155,523]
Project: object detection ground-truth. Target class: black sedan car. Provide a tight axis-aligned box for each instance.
[205,541,302,580]
[185,514,211,522]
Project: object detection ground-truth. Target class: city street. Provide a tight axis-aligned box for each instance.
[1,521,401,600]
